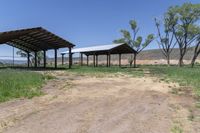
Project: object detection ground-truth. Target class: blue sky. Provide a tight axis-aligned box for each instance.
[0,0,199,59]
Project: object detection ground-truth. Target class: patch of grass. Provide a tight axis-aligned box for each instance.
[188,113,195,121]
[187,109,195,121]
[67,65,144,77]
[0,69,46,102]
[170,88,179,95]
[43,74,55,80]
[195,101,200,108]
[143,65,200,97]
[171,125,183,133]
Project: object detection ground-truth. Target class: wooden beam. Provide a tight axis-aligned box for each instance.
[87,55,89,66]
[108,54,111,67]
[28,33,63,45]
[93,54,96,67]
[69,47,72,69]
[34,52,37,68]
[81,53,83,66]
[6,42,30,52]
[0,28,38,44]
[106,54,109,67]
[119,54,121,67]
[9,40,37,51]
[44,50,46,68]
[54,49,57,69]
[96,55,98,67]
[27,52,30,68]
[19,36,53,50]
[61,54,64,65]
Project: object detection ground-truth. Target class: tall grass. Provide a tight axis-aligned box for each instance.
[0,69,46,102]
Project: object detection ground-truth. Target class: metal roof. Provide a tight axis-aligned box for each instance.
[0,27,75,52]
[61,43,136,55]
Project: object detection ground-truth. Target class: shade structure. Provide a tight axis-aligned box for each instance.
[0,27,75,69]
[61,43,136,55]
[61,43,136,67]
[0,27,74,52]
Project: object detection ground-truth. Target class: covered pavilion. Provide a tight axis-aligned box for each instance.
[61,43,136,67]
[0,27,75,69]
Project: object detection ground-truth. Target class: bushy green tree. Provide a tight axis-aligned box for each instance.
[166,3,200,67]
[155,13,177,65]
[114,20,154,67]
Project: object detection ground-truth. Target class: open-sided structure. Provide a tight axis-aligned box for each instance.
[0,27,75,68]
[61,43,136,67]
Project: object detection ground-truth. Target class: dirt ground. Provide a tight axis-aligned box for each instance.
[0,71,199,133]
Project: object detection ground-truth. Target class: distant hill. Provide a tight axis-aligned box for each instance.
[137,47,197,60]
[0,59,26,65]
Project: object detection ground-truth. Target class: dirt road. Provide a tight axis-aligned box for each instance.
[0,72,199,133]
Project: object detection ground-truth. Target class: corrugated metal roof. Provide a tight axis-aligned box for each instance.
[61,43,125,54]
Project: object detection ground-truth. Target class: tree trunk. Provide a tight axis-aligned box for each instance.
[178,48,184,67]
[191,43,200,68]
[133,53,137,68]
[191,55,196,68]
[178,55,184,67]
[191,52,200,68]
[130,62,132,67]
[167,55,170,66]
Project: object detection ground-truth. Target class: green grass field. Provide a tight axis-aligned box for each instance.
[67,65,144,77]
[0,69,48,102]
[143,65,200,97]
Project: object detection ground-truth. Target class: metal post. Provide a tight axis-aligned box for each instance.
[87,55,89,66]
[61,54,64,65]
[119,54,121,67]
[27,52,30,68]
[54,49,57,69]
[34,52,37,68]
[12,46,14,67]
[106,54,109,67]
[96,55,98,67]
[43,50,46,68]
[108,54,111,67]
[69,47,72,69]
[93,53,96,67]
[80,53,83,66]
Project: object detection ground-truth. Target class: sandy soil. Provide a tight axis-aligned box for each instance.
[0,71,199,133]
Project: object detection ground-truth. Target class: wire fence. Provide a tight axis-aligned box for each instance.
[0,56,27,67]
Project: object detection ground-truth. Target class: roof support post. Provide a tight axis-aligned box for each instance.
[61,54,64,66]
[69,47,72,69]
[54,49,57,69]
[96,55,98,67]
[106,53,109,67]
[80,53,83,66]
[86,55,89,66]
[43,50,46,68]
[119,53,121,67]
[27,52,30,68]
[34,52,37,68]
[12,46,14,67]
[108,53,111,67]
[93,53,96,67]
